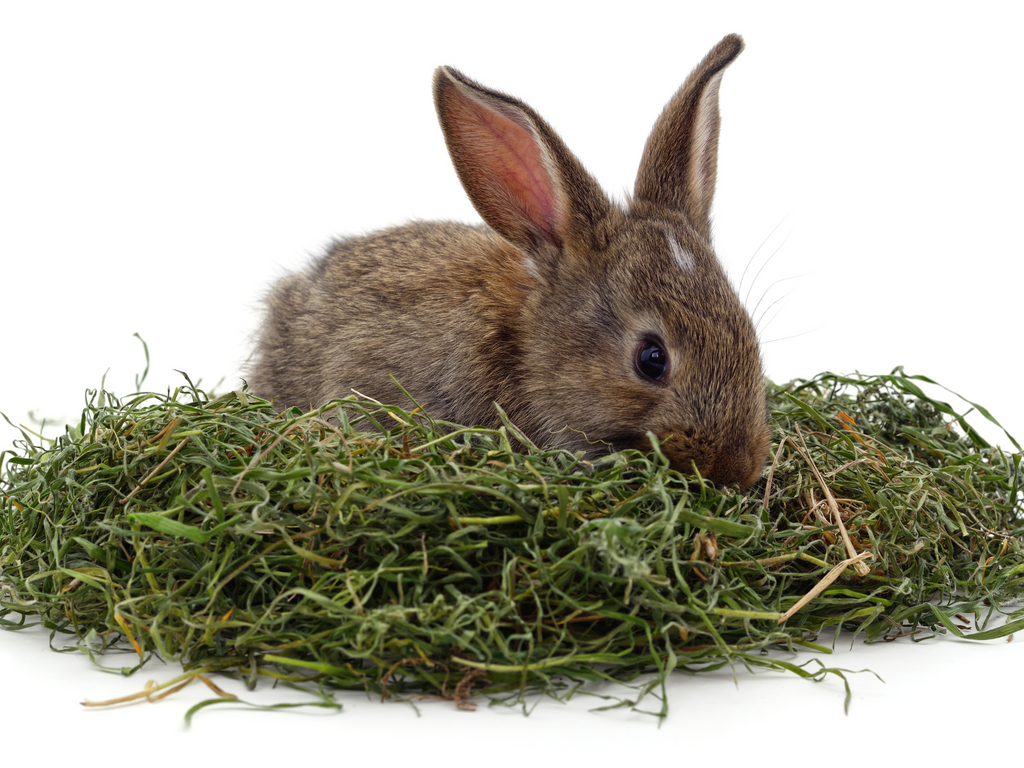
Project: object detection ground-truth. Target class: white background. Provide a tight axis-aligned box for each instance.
[1,1,1021,764]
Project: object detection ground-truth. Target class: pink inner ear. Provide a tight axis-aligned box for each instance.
[460,97,560,244]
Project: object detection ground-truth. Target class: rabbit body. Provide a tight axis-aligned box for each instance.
[250,34,771,487]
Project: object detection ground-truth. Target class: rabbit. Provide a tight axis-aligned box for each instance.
[249,33,771,488]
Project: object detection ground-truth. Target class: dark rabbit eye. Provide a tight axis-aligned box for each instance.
[635,339,668,382]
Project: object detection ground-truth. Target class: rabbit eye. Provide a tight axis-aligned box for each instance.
[635,339,668,382]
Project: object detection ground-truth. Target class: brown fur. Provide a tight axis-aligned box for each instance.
[249,34,771,488]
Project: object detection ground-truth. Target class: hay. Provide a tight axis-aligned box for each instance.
[2,366,1022,718]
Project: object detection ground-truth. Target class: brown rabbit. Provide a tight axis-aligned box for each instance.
[250,34,771,488]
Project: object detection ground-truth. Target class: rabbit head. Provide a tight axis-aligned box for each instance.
[434,34,770,487]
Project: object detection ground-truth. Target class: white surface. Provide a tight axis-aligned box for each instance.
[1,2,1022,763]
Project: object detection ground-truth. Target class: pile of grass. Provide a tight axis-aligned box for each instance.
[1,367,1022,717]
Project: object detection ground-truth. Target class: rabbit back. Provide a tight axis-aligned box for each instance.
[250,220,536,431]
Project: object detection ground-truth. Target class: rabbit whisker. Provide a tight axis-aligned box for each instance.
[738,213,789,300]
[742,231,792,311]
[759,325,823,345]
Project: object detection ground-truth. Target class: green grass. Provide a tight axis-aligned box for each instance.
[1,366,1022,718]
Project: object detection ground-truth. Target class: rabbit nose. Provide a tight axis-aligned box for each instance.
[703,451,762,489]
[699,455,754,488]
[714,432,771,489]
[659,428,770,489]
[727,430,772,489]
[736,454,766,489]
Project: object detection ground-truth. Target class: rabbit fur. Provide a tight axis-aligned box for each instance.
[249,33,771,488]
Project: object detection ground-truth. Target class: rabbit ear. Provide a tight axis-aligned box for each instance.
[633,34,744,238]
[434,66,609,257]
